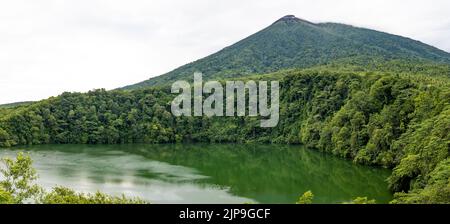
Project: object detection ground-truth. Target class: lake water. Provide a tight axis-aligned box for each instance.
[0,144,392,204]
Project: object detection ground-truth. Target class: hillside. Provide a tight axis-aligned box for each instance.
[0,101,34,109]
[1,68,449,203]
[122,15,450,89]
[1,15,449,204]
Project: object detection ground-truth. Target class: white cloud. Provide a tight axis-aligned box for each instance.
[1,0,449,104]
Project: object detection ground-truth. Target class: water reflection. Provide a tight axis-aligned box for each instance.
[0,144,392,203]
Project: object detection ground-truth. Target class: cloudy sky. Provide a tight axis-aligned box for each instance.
[1,0,450,104]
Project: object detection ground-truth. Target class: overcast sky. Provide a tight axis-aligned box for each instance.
[1,0,450,104]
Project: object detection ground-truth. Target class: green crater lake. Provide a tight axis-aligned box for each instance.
[0,144,393,203]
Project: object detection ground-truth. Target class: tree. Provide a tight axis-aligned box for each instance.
[0,128,13,147]
[39,187,146,204]
[296,191,314,204]
[0,67,449,204]
[0,153,147,204]
[0,187,14,204]
[348,197,376,204]
[0,152,42,203]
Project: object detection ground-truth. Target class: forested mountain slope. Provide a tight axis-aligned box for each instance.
[1,68,449,203]
[0,101,34,109]
[1,15,449,204]
[123,15,450,89]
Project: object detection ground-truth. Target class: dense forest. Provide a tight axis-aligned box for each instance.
[1,15,449,204]
[0,101,34,109]
[1,63,449,203]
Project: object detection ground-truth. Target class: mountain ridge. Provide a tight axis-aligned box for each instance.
[122,15,450,90]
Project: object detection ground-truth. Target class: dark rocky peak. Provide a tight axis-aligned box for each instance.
[273,15,316,25]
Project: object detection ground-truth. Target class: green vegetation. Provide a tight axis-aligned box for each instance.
[123,16,450,90]
[0,152,41,203]
[0,187,14,204]
[390,158,450,204]
[296,191,314,204]
[0,101,34,109]
[347,197,376,204]
[1,67,448,203]
[296,191,377,204]
[1,15,449,204]
[40,187,146,204]
[0,153,146,204]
